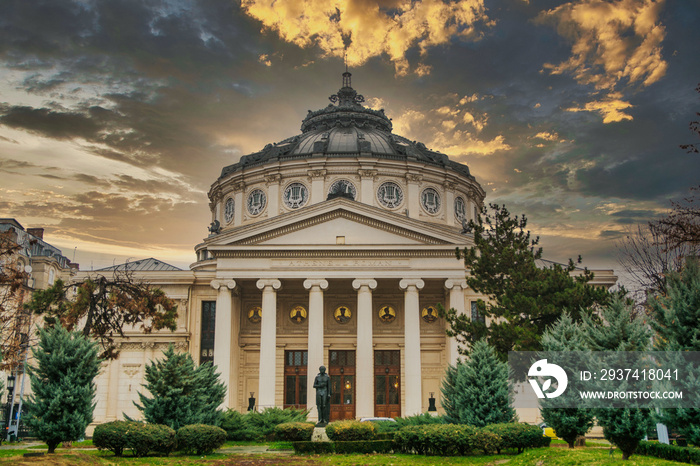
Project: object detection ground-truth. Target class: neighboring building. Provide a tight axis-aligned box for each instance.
[4,74,617,430]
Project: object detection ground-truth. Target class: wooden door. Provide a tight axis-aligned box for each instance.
[283,350,307,409]
[374,350,401,418]
[329,350,355,421]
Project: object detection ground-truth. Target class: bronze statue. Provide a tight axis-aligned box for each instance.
[313,365,331,426]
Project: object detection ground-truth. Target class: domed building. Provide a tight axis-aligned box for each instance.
[193,72,485,421]
[63,73,612,427]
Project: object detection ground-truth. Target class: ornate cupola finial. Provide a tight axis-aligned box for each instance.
[330,50,364,107]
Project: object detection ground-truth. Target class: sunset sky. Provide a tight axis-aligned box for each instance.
[1,0,698,284]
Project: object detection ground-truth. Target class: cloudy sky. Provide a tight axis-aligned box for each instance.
[0,0,698,279]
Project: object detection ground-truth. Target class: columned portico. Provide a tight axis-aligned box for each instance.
[444,278,467,365]
[352,278,377,419]
[304,278,328,421]
[399,278,424,416]
[256,279,282,410]
[211,279,236,408]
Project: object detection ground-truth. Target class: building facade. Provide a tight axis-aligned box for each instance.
[4,75,617,429]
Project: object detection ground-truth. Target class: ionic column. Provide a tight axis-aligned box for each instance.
[399,278,424,416]
[256,279,282,410]
[304,279,329,421]
[211,279,237,408]
[353,279,377,419]
[444,279,468,365]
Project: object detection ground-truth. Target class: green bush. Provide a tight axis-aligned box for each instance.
[219,409,252,441]
[274,422,315,441]
[292,441,335,454]
[395,413,445,428]
[325,420,376,441]
[636,441,700,464]
[176,424,227,455]
[483,423,549,454]
[393,424,496,456]
[124,423,176,457]
[93,420,136,456]
[333,440,394,454]
[218,407,308,441]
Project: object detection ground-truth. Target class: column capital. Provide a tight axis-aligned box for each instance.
[444,278,468,290]
[210,279,236,290]
[256,279,282,291]
[399,278,425,291]
[352,279,377,291]
[303,279,329,291]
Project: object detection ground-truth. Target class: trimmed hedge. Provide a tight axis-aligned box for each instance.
[333,440,393,454]
[176,424,227,455]
[325,420,376,441]
[293,441,335,454]
[125,423,176,457]
[483,423,550,454]
[93,420,134,456]
[636,441,700,464]
[292,440,393,454]
[394,424,500,456]
[274,422,315,441]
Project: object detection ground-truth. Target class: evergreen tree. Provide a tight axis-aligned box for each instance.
[25,324,100,453]
[439,363,459,424]
[133,344,226,430]
[540,314,594,448]
[442,203,609,362]
[454,339,516,427]
[582,295,653,460]
[649,258,700,446]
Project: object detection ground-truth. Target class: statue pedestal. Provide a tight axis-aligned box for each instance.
[311,427,330,442]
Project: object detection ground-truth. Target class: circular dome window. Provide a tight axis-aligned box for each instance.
[246,189,267,216]
[376,181,404,209]
[421,187,441,214]
[283,182,309,209]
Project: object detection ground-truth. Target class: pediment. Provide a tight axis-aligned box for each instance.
[206,198,469,248]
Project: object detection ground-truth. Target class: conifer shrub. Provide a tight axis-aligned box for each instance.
[93,420,137,456]
[325,420,376,441]
[219,409,252,440]
[244,407,309,441]
[176,424,227,455]
[25,325,101,453]
[273,422,315,441]
[483,423,549,454]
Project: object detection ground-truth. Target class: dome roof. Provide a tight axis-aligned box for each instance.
[220,73,473,180]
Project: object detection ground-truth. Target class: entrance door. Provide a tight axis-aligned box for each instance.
[374,350,401,418]
[284,350,307,409]
[329,350,355,421]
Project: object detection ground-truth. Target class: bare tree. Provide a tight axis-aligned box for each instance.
[654,187,700,251]
[617,223,694,298]
[0,230,32,370]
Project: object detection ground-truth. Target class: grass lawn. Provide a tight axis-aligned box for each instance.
[0,445,690,465]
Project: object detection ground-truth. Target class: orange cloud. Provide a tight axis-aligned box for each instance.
[241,0,490,76]
[566,92,634,123]
[539,0,667,91]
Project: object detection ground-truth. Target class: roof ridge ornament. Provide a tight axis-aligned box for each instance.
[329,60,365,107]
